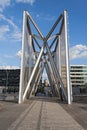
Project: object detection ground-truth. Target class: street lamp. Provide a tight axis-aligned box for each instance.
[6,69,9,93]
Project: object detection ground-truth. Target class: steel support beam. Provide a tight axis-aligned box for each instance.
[46,14,63,40]
[26,65,39,98]
[35,68,44,93]
[33,37,41,49]
[31,63,44,95]
[46,43,67,100]
[64,10,71,104]
[49,36,58,49]
[23,45,44,101]
[45,63,57,96]
[26,11,44,40]
[19,11,27,104]
[45,59,60,97]
[19,10,71,104]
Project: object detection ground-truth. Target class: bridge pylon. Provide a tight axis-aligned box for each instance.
[19,10,72,104]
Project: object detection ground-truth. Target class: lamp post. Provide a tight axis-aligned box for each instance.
[6,69,9,93]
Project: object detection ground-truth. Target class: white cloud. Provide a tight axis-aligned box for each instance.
[0,13,17,29]
[16,50,22,58]
[0,13,21,41]
[0,25,10,39]
[16,0,35,5]
[16,50,35,60]
[4,54,14,58]
[44,15,55,21]
[0,0,11,12]
[11,29,21,42]
[36,14,40,18]
[36,13,55,21]
[0,65,20,69]
[70,44,87,60]
[0,7,3,12]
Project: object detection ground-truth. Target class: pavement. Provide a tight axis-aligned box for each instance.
[0,100,32,130]
[0,97,87,130]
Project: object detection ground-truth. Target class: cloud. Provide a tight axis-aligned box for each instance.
[4,54,14,58]
[36,13,55,21]
[0,65,20,69]
[0,25,10,39]
[11,29,21,42]
[16,50,22,58]
[0,13,17,29]
[36,14,40,18]
[16,50,35,60]
[44,15,55,21]
[16,0,35,5]
[70,44,87,60]
[0,13,21,41]
[16,50,30,59]
[0,0,11,12]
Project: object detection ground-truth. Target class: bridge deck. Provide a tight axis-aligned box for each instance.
[0,97,87,130]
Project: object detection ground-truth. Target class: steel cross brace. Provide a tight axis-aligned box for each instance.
[44,62,58,97]
[35,66,44,94]
[21,10,68,102]
[46,44,67,100]
[31,62,44,95]
[45,59,60,97]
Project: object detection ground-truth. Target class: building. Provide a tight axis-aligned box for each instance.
[0,65,87,95]
[0,66,20,93]
[44,79,49,87]
[70,65,87,95]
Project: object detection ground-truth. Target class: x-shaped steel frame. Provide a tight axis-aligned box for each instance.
[19,10,71,104]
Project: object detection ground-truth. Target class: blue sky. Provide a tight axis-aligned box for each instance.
[0,0,87,68]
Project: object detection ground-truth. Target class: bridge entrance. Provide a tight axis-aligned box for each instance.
[19,10,72,104]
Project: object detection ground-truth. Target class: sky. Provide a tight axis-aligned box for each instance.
[0,0,87,68]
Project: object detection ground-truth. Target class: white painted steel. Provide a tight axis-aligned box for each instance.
[19,11,26,104]
[19,10,71,104]
[46,44,67,100]
[23,46,44,101]
[58,36,61,75]
[26,11,44,40]
[45,59,59,96]
[45,63,58,96]
[64,10,71,104]
[31,63,44,95]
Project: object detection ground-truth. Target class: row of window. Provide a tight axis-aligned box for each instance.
[0,69,20,87]
[71,77,86,79]
[70,70,87,72]
[71,66,87,69]
[72,81,85,83]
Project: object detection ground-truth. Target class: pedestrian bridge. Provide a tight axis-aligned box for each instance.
[0,96,86,130]
[19,10,71,104]
[0,10,87,130]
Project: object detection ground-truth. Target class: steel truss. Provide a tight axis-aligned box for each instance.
[19,10,71,104]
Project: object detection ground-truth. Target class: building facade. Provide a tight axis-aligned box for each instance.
[70,65,87,95]
[0,65,87,95]
[0,67,20,93]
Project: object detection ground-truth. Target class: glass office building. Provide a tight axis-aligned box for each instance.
[0,67,20,93]
[70,65,87,95]
[0,65,87,96]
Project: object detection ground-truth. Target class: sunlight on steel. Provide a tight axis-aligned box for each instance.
[19,10,71,104]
